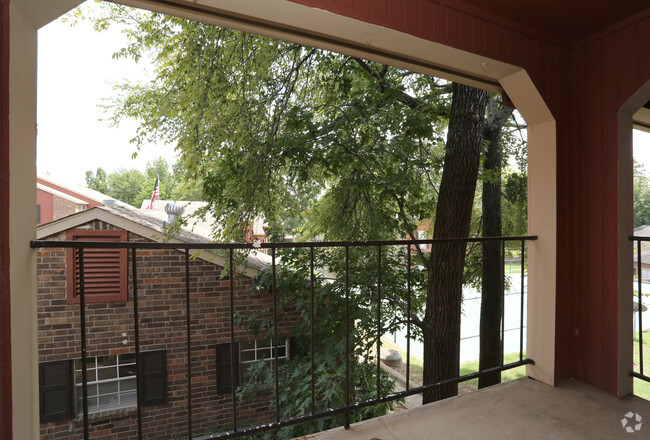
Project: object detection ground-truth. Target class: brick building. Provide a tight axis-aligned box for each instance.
[140,199,270,250]
[37,174,119,226]
[36,204,297,439]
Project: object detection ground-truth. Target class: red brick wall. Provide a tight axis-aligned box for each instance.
[51,194,80,222]
[38,220,299,439]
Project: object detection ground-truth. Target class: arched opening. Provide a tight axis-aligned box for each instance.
[619,80,650,398]
[8,1,557,436]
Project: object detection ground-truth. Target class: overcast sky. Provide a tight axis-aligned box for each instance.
[37,1,650,188]
[37,1,177,187]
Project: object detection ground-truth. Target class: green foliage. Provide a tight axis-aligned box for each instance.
[106,167,146,206]
[85,167,109,195]
[635,161,650,228]
[81,2,530,426]
[87,6,451,241]
[502,170,528,237]
[233,247,424,438]
[84,157,200,206]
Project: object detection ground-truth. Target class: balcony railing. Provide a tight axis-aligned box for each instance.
[631,235,650,385]
[31,236,536,440]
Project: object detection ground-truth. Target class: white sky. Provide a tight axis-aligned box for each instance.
[36,1,650,187]
[37,1,177,187]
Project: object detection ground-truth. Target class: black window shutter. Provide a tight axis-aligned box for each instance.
[215,342,239,394]
[139,350,167,406]
[288,336,306,360]
[39,360,72,423]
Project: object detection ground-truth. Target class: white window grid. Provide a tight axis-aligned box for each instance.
[417,230,428,250]
[239,339,288,379]
[74,353,137,414]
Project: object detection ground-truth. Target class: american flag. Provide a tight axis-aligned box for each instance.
[146,175,159,210]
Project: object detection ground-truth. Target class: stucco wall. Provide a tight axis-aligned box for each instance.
[0,0,10,437]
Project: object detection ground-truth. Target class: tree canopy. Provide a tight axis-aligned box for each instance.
[83,2,529,432]
[634,161,650,228]
[92,6,455,242]
[85,157,201,206]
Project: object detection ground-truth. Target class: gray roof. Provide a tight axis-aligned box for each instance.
[37,204,271,275]
[101,204,210,244]
[38,173,123,205]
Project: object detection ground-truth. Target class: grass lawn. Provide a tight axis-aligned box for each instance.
[458,352,527,391]
[633,331,650,400]
[380,337,526,392]
[504,260,523,274]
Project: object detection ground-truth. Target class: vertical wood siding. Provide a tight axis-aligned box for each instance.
[570,17,650,394]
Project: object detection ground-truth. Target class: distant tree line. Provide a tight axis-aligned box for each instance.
[85,157,202,207]
[635,161,650,228]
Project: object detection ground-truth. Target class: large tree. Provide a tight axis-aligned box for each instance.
[478,99,514,388]
[88,4,524,411]
[634,161,650,228]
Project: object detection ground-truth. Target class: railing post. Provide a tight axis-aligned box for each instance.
[406,245,411,391]
[79,247,89,440]
[132,247,143,439]
[309,246,315,416]
[272,247,280,424]
[185,249,193,439]
[228,248,238,433]
[344,245,350,430]
[520,239,525,361]
[638,239,644,375]
[376,245,382,400]
[501,240,505,368]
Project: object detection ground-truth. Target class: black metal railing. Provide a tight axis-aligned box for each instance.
[32,235,536,440]
[631,236,650,384]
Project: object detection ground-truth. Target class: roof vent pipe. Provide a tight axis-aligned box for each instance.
[164,202,185,228]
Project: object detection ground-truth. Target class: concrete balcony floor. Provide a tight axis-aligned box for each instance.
[301,378,649,440]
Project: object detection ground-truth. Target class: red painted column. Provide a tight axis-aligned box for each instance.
[0,0,11,438]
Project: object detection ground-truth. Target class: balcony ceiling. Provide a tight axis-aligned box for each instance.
[459,0,649,42]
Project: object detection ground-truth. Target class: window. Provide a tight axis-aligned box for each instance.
[66,229,128,303]
[74,354,136,414]
[37,204,41,224]
[38,350,167,422]
[417,230,428,250]
[215,339,288,394]
[239,339,288,380]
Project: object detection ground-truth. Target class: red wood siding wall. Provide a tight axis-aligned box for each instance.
[566,16,650,392]
[36,178,103,209]
[289,0,650,395]
[0,0,10,438]
[36,189,54,225]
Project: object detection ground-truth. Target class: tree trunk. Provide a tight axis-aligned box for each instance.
[422,83,489,403]
[478,99,513,388]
